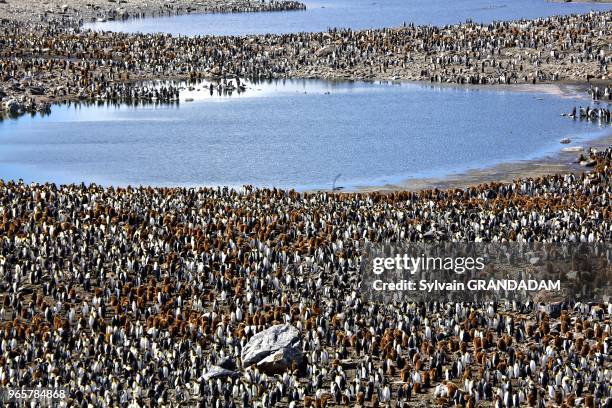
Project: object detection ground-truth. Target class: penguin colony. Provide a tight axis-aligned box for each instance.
[0,148,610,406]
[1,11,611,116]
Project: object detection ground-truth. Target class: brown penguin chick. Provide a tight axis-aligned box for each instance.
[435,397,449,406]
[429,367,437,382]
[304,396,315,407]
[445,381,458,398]
[485,331,494,347]
[527,390,537,406]
[594,324,603,339]
[574,322,583,333]
[575,337,584,351]
[564,394,576,407]
[554,389,563,405]
[473,336,483,351]
[580,344,590,357]
[497,336,507,352]
[415,358,423,371]
[400,367,411,383]
[560,320,569,333]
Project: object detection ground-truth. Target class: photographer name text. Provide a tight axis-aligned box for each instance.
[372,279,561,292]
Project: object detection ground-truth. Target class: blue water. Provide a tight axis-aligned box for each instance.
[85,0,612,36]
[0,80,608,190]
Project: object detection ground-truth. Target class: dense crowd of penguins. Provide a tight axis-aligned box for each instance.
[1,10,610,116]
[566,105,612,124]
[0,147,610,407]
[590,85,612,101]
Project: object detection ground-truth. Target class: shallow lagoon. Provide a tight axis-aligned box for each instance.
[1,80,609,190]
[85,0,612,36]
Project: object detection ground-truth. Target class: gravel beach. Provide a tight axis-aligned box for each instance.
[0,0,306,24]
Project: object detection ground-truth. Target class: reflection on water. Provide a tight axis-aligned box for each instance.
[0,80,609,190]
[85,0,612,36]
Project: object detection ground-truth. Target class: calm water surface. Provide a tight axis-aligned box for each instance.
[1,80,608,190]
[85,0,612,36]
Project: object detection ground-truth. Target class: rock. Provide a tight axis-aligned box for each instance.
[217,356,236,370]
[116,8,129,18]
[29,86,45,96]
[257,346,303,374]
[339,359,358,370]
[560,138,570,144]
[544,301,564,318]
[36,102,51,113]
[316,45,335,57]
[580,159,596,167]
[241,324,302,369]
[202,366,239,381]
[4,99,21,114]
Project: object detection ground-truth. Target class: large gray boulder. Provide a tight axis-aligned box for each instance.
[4,99,20,114]
[241,324,302,372]
[257,346,303,374]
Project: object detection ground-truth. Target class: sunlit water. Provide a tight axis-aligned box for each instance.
[85,0,612,36]
[1,80,608,190]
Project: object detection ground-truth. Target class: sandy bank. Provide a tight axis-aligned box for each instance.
[353,132,612,193]
[550,0,612,3]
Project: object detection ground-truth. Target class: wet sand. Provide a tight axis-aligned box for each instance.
[355,131,612,193]
[550,0,612,3]
[316,82,612,194]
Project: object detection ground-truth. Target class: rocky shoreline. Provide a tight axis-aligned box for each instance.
[1,10,611,117]
[0,0,306,26]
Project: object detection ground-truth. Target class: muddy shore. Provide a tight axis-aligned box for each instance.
[354,129,612,193]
